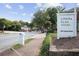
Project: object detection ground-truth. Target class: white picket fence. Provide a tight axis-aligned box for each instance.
[0,31,39,53]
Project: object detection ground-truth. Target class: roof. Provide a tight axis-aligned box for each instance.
[61,7,79,13]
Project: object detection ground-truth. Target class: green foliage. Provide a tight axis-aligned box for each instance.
[39,33,52,56]
[0,18,30,31]
[31,8,57,32]
[0,18,7,29]
[31,7,65,32]
[19,20,29,27]
[9,21,21,31]
[47,28,54,33]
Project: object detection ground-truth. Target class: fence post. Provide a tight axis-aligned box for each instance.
[19,32,25,46]
[57,8,60,39]
[74,7,77,37]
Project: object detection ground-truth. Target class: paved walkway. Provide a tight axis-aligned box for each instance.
[0,33,46,56]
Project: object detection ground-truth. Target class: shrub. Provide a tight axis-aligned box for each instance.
[39,33,52,56]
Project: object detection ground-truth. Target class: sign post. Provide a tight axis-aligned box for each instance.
[57,10,77,39]
[19,32,25,45]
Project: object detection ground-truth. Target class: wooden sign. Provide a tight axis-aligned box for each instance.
[57,13,77,39]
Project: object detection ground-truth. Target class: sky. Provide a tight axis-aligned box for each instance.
[0,3,78,23]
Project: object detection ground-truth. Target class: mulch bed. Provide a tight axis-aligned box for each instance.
[49,33,79,56]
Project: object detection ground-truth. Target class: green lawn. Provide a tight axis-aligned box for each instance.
[12,44,23,49]
[24,38,33,44]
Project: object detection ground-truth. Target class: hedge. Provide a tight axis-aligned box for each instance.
[39,33,52,56]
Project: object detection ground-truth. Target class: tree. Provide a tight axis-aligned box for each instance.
[0,18,6,27]
[0,18,30,31]
[11,21,21,31]
[19,20,26,26]
[46,8,57,32]
[4,20,12,30]
[32,10,50,32]
[31,7,58,32]
[0,18,6,32]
